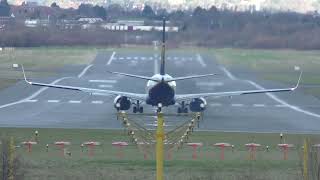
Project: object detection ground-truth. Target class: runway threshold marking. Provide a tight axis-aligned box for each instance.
[48,100,60,103]
[98,84,113,88]
[275,104,288,108]
[196,54,207,68]
[253,104,265,107]
[196,82,224,87]
[106,51,116,65]
[89,80,117,83]
[92,101,104,104]
[210,103,222,107]
[220,66,320,118]
[25,99,38,103]
[232,104,244,107]
[69,100,81,104]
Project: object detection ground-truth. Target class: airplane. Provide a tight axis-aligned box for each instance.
[21,19,302,114]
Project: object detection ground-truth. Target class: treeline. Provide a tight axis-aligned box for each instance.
[2,4,320,49]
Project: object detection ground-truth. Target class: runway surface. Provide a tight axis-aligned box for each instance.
[1,49,320,133]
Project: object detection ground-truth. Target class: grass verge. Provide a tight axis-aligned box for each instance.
[0,127,316,180]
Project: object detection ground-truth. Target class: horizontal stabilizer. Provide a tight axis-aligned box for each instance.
[165,74,218,82]
[107,71,160,82]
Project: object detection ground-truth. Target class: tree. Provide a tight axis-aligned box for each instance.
[0,0,10,17]
[50,2,60,8]
[93,5,106,19]
[77,3,94,17]
[142,5,154,18]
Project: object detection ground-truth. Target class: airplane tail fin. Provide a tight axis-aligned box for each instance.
[160,17,166,75]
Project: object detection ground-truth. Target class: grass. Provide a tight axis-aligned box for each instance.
[0,127,316,179]
[0,47,99,89]
[213,48,320,83]
[212,48,320,98]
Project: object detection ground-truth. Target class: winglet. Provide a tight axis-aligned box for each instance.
[21,65,31,84]
[292,70,302,90]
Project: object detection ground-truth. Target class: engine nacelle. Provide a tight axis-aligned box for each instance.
[189,98,207,112]
[114,95,131,111]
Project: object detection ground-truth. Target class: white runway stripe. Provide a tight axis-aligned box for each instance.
[210,103,222,107]
[196,82,224,86]
[98,84,113,88]
[69,100,81,104]
[92,101,104,104]
[89,80,117,83]
[254,104,265,107]
[25,99,38,103]
[232,104,244,107]
[196,54,207,67]
[48,100,60,103]
[106,51,116,65]
[126,57,131,60]
[275,104,288,108]
[78,64,93,78]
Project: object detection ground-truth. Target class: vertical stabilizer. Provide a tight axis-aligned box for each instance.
[160,18,166,75]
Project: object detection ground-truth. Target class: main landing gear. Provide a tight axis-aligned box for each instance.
[177,101,188,114]
[133,100,143,113]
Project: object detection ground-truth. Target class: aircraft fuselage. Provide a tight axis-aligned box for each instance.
[146,74,176,106]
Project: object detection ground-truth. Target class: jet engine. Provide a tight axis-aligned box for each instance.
[114,95,131,111]
[189,98,207,112]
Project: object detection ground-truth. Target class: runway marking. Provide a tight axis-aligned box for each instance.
[167,56,171,60]
[119,57,124,60]
[48,100,60,103]
[221,66,320,118]
[253,104,265,107]
[89,80,117,83]
[196,54,207,67]
[275,104,288,108]
[149,57,153,60]
[69,100,81,104]
[106,51,116,65]
[92,101,104,104]
[25,99,38,103]
[98,84,113,88]
[210,103,222,107]
[77,64,93,78]
[134,57,138,60]
[141,57,146,60]
[220,66,236,80]
[0,62,92,109]
[196,82,224,87]
[126,57,132,60]
[232,104,244,107]
[154,58,159,74]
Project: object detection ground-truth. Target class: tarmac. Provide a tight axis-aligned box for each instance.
[0,49,320,133]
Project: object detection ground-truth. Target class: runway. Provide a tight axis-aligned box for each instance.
[1,49,320,133]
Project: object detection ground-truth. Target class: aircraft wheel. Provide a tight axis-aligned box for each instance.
[177,107,182,114]
[183,108,188,113]
[133,106,137,113]
[139,107,143,113]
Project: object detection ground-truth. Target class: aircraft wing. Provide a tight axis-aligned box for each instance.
[176,71,302,101]
[22,67,147,100]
